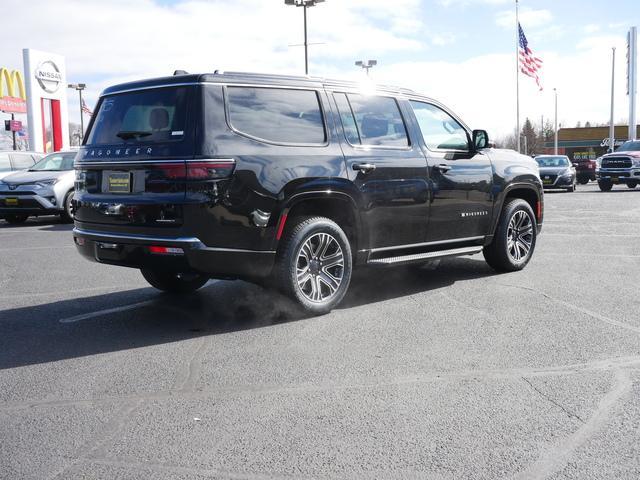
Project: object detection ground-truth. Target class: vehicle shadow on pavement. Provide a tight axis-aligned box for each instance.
[0,217,73,230]
[0,257,496,370]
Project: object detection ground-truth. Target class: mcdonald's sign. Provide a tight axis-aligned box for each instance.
[0,68,27,114]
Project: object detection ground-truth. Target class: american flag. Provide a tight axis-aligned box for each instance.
[519,23,543,90]
[81,98,93,116]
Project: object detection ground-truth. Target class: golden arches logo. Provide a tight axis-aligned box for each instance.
[0,68,27,113]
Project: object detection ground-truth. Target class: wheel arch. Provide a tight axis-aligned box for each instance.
[492,183,542,236]
[273,189,365,256]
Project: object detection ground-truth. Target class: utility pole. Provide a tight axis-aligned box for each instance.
[628,27,637,141]
[554,88,559,155]
[516,0,521,153]
[68,83,86,143]
[285,0,325,75]
[609,47,616,153]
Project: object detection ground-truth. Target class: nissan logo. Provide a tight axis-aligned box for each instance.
[35,60,62,94]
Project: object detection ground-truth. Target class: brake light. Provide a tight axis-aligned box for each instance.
[186,160,235,180]
[148,246,184,255]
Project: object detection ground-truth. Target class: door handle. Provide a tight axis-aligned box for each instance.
[352,163,377,173]
[434,164,452,173]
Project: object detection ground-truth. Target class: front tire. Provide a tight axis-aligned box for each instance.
[4,214,28,225]
[598,180,613,192]
[60,190,75,223]
[483,199,537,272]
[275,216,352,315]
[141,269,209,293]
[627,182,638,189]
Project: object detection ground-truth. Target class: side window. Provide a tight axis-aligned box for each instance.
[333,93,360,145]
[346,94,408,147]
[410,101,469,151]
[227,87,326,144]
[11,154,36,170]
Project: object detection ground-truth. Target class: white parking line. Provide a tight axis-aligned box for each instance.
[59,300,155,324]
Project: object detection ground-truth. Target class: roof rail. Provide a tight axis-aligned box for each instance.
[173,70,189,76]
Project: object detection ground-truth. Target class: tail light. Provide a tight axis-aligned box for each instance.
[186,159,235,180]
[154,159,235,181]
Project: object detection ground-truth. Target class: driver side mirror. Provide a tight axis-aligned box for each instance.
[472,129,490,150]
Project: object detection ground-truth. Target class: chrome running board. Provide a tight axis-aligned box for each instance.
[367,246,483,266]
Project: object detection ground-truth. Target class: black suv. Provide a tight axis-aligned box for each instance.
[73,72,544,314]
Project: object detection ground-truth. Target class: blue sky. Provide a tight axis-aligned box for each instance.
[1,0,639,139]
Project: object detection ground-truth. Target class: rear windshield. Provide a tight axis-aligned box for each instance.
[536,156,570,167]
[85,87,191,146]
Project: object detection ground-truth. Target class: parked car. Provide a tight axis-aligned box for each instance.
[596,140,640,191]
[0,150,43,180]
[535,155,577,192]
[0,151,77,224]
[72,71,544,314]
[571,157,597,184]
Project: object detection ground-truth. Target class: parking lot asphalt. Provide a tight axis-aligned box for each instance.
[1,182,640,480]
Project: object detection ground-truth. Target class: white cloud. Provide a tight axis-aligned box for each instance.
[583,24,601,34]
[495,8,553,29]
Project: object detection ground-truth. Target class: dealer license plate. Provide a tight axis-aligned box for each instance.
[4,197,18,206]
[106,172,132,193]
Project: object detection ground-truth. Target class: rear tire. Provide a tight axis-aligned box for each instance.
[483,199,537,272]
[275,216,352,315]
[598,180,613,191]
[578,177,589,185]
[60,190,75,223]
[141,269,209,293]
[4,215,28,224]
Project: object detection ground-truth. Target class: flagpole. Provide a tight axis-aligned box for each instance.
[516,0,521,153]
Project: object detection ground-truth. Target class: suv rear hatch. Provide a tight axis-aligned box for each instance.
[75,85,233,228]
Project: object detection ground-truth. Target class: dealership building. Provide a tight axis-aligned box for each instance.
[543,125,640,160]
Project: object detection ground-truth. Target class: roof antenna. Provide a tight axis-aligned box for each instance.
[173,70,188,76]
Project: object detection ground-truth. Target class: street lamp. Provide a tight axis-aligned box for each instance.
[284,0,325,75]
[68,83,87,143]
[355,60,377,76]
[554,88,558,155]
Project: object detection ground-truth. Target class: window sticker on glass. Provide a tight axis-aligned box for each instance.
[171,131,184,136]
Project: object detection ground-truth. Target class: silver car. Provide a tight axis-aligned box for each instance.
[0,151,77,224]
[0,150,43,180]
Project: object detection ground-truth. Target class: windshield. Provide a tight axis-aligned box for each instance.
[85,87,191,146]
[536,156,570,167]
[30,152,76,171]
[617,141,640,152]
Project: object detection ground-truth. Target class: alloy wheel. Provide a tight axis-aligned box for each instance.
[506,210,533,262]
[295,232,344,303]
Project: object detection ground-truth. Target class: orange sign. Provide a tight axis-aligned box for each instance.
[0,68,27,113]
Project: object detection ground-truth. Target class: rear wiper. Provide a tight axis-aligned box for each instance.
[116,130,152,140]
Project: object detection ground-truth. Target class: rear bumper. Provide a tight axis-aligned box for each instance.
[72,227,275,280]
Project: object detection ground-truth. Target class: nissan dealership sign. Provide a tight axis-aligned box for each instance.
[34,60,62,93]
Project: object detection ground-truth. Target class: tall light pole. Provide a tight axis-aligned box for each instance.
[285,0,325,75]
[355,60,377,76]
[554,88,558,155]
[609,47,616,153]
[68,83,86,143]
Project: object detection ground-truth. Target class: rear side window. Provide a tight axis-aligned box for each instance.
[86,87,191,146]
[0,153,12,172]
[336,94,408,147]
[227,87,325,144]
[11,154,36,170]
